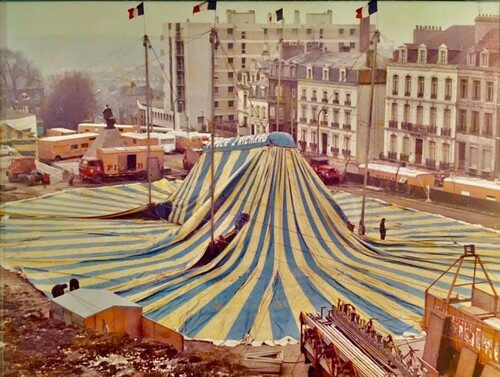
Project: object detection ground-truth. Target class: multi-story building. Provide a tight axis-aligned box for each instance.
[295,48,387,164]
[162,10,371,137]
[384,15,499,178]
[236,59,270,135]
[455,15,499,179]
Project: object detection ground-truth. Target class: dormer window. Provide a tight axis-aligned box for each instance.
[438,44,448,64]
[322,67,329,80]
[467,50,476,66]
[480,49,489,67]
[399,46,407,62]
[306,66,313,79]
[418,44,427,63]
[339,68,346,82]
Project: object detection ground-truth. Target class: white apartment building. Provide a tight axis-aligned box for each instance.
[236,59,270,136]
[162,10,370,137]
[295,50,387,164]
[384,15,499,179]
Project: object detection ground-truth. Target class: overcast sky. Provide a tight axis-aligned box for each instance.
[2,1,499,74]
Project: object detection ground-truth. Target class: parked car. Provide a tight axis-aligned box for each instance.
[0,144,16,156]
[308,157,344,184]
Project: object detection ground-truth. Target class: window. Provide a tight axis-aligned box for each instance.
[81,143,89,148]
[429,141,436,160]
[399,47,407,62]
[442,143,450,163]
[322,68,329,80]
[471,111,480,134]
[263,28,268,35]
[392,75,399,95]
[322,90,328,100]
[403,137,409,154]
[344,111,351,126]
[350,28,356,35]
[438,45,448,64]
[417,76,424,98]
[333,92,339,104]
[343,136,350,151]
[332,134,338,148]
[301,105,307,120]
[467,51,475,66]
[228,43,233,50]
[312,90,317,101]
[459,79,468,99]
[431,77,438,99]
[241,32,246,39]
[306,67,312,79]
[445,78,452,100]
[228,28,233,35]
[350,42,356,49]
[333,109,339,124]
[458,109,467,132]
[340,69,346,82]
[390,134,397,153]
[301,88,307,99]
[403,104,410,123]
[70,144,78,150]
[482,149,492,171]
[228,57,234,64]
[241,43,246,52]
[228,115,234,121]
[242,57,246,68]
[339,28,344,35]
[443,109,451,129]
[391,103,398,121]
[228,72,234,79]
[486,82,494,102]
[470,146,478,169]
[484,113,492,136]
[306,29,312,35]
[228,86,234,93]
[472,80,481,101]
[214,101,219,108]
[416,106,423,125]
[430,107,437,127]
[418,46,427,63]
[480,51,489,67]
[345,93,351,105]
[405,75,411,96]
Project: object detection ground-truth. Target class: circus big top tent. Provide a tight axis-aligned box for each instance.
[2,133,499,345]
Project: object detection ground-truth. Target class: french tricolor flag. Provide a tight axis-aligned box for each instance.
[128,2,144,20]
[193,0,217,15]
[356,0,377,19]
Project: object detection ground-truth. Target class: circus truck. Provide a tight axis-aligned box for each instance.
[78,145,165,183]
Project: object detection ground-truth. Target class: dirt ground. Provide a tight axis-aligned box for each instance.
[0,268,308,377]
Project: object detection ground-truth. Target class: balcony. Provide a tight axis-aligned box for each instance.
[344,101,351,106]
[401,122,413,131]
[342,149,351,157]
[322,98,328,103]
[425,158,437,170]
[439,162,451,170]
[301,96,307,100]
[417,91,424,98]
[405,91,411,97]
[342,124,352,131]
[309,119,317,125]
[444,95,451,101]
[331,147,339,155]
[427,126,437,135]
[400,153,409,162]
[299,117,307,123]
[332,99,339,104]
[441,128,451,137]
[388,120,398,129]
[331,122,339,129]
[388,151,397,160]
[392,90,398,95]
[311,97,317,102]
[320,121,328,126]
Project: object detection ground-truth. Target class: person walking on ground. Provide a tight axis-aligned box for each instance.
[379,218,386,240]
[68,169,75,187]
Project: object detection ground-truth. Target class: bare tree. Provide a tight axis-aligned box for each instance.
[42,72,97,131]
[0,48,42,108]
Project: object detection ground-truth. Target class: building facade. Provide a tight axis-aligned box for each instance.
[383,15,499,179]
[162,10,371,137]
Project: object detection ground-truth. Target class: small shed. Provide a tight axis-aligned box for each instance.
[51,288,142,338]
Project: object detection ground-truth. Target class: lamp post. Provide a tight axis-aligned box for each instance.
[316,106,327,155]
[173,98,184,131]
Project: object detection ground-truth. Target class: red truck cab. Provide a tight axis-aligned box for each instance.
[309,157,344,184]
[79,157,104,182]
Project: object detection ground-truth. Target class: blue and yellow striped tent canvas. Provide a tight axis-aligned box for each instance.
[2,133,499,345]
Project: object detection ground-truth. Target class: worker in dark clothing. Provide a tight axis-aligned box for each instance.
[379,218,386,240]
[51,283,68,298]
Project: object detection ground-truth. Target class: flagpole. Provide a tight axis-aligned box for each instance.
[209,28,218,253]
